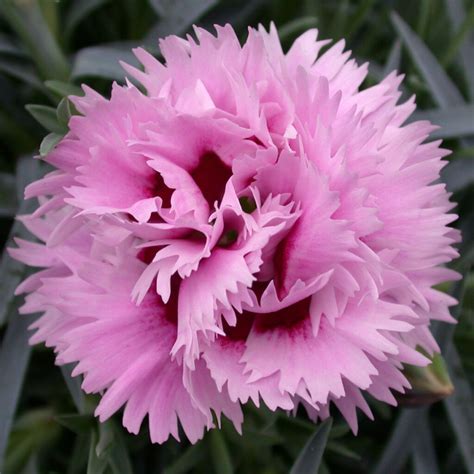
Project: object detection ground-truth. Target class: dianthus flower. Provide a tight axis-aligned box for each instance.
[10,24,460,443]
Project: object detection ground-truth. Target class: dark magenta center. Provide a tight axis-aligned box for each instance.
[191,151,233,207]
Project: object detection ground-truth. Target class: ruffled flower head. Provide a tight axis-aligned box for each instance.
[11,23,460,443]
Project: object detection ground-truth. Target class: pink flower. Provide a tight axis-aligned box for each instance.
[11,24,460,442]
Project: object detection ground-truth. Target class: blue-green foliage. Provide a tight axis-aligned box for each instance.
[0,1,473,472]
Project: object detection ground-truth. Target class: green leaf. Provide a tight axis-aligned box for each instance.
[39,132,63,156]
[210,430,233,474]
[4,409,60,473]
[278,17,318,43]
[444,0,474,99]
[290,418,332,474]
[55,414,95,434]
[68,434,90,474]
[391,11,464,108]
[412,416,440,474]
[19,455,39,474]
[96,420,133,474]
[440,156,474,192]
[162,443,208,474]
[328,423,350,439]
[149,0,218,36]
[1,0,69,80]
[60,363,86,414]
[0,157,42,327]
[25,104,67,134]
[326,440,361,461]
[56,97,76,126]
[0,309,36,470]
[0,57,45,91]
[441,3,474,67]
[87,430,108,474]
[412,105,474,139]
[443,346,474,472]
[0,173,17,217]
[416,0,431,38]
[345,0,377,39]
[383,40,402,77]
[65,0,111,39]
[45,80,83,98]
[72,43,139,81]
[0,32,25,56]
[373,408,427,474]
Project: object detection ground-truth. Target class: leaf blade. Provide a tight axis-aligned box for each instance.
[0,157,42,326]
[412,416,440,474]
[71,43,140,81]
[443,346,474,473]
[411,105,474,139]
[0,308,36,470]
[390,11,464,108]
[0,173,17,217]
[210,430,233,474]
[25,104,67,134]
[290,418,333,474]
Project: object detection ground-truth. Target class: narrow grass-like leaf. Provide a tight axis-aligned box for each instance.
[416,0,431,38]
[391,12,464,108]
[412,416,440,474]
[0,308,36,470]
[96,420,133,474]
[327,440,361,461]
[0,173,17,217]
[87,430,107,474]
[444,345,474,473]
[441,3,474,67]
[5,409,60,474]
[383,40,402,77]
[290,418,332,474]
[444,0,474,99]
[0,33,25,56]
[60,363,86,413]
[0,57,45,91]
[345,0,376,39]
[149,0,218,36]
[20,454,39,474]
[1,0,69,80]
[162,443,207,474]
[441,156,474,192]
[329,0,349,40]
[65,0,110,39]
[210,430,233,474]
[278,17,318,42]
[433,266,468,353]
[68,434,90,474]
[0,157,42,326]
[108,434,133,474]
[372,408,427,474]
[412,105,474,139]
[72,44,139,80]
[25,105,67,134]
[55,414,95,435]
[45,80,83,99]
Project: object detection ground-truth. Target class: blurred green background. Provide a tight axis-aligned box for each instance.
[0,0,473,473]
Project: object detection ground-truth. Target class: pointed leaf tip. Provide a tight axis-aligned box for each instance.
[290,418,333,474]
